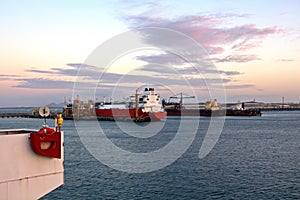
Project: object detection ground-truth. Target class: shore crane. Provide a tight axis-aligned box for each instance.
[168,93,195,107]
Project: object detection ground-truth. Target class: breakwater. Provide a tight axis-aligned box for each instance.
[1,106,299,119]
[0,112,57,119]
[260,107,300,111]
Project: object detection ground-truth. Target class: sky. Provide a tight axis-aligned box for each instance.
[0,0,299,107]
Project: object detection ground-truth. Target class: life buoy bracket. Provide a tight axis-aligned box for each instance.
[30,127,61,158]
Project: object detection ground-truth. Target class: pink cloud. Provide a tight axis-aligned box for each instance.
[125,14,280,60]
[213,54,261,63]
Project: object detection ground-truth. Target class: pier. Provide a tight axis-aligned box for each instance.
[0,112,58,119]
[0,113,33,118]
[260,107,300,111]
[1,101,299,120]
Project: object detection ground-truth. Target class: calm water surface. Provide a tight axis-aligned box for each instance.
[0,111,299,199]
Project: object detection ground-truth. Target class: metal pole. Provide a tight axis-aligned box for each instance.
[135,89,138,118]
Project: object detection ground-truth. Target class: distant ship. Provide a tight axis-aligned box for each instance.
[162,93,261,117]
[0,106,64,199]
[63,90,261,120]
[95,88,167,122]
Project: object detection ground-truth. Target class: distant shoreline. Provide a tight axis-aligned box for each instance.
[0,106,63,109]
[1,101,299,110]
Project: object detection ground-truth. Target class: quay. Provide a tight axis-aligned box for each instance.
[1,100,299,120]
[259,107,300,111]
[0,112,58,119]
[1,107,299,120]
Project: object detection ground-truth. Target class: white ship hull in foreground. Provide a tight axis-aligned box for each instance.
[0,107,64,199]
[0,129,64,199]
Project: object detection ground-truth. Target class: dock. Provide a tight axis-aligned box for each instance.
[0,113,57,119]
[259,107,300,111]
[1,102,299,120]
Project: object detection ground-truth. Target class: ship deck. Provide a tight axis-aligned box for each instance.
[0,129,37,135]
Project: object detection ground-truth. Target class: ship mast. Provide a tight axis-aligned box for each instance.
[135,89,139,118]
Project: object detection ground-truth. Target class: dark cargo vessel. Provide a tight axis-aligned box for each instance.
[162,94,261,117]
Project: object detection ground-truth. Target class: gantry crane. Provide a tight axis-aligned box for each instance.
[169,93,195,107]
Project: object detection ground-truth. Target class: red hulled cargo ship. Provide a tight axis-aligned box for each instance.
[95,88,167,122]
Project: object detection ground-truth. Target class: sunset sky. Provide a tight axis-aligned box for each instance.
[0,0,299,107]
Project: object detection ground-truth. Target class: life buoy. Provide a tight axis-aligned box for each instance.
[30,127,61,158]
[38,106,50,117]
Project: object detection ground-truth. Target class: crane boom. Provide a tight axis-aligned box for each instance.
[169,93,195,106]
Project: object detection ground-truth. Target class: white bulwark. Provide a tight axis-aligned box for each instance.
[0,129,64,199]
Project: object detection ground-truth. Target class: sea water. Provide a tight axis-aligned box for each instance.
[0,111,299,199]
